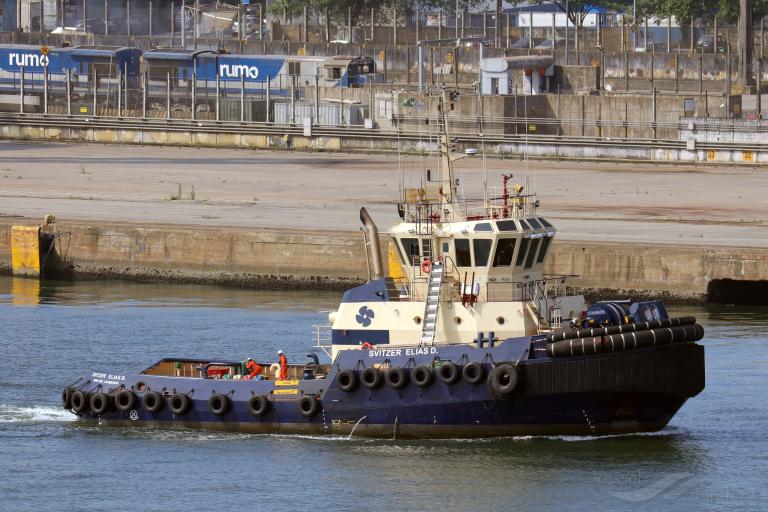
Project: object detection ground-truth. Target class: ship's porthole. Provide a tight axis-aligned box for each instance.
[496,316,506,325]
[136,381,147,392]
[454,316,462,325]
[414,316,422,325]
[393,309,400,317]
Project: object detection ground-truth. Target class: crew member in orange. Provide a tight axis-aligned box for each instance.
[278,350,288,380]
[245,358,263,380]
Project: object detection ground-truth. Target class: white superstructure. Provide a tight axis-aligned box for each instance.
[320,92,586,359]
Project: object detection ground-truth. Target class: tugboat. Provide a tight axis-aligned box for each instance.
[61,93,705,438]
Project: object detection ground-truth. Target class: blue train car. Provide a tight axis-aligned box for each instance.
[143,49,375,95]
[0,44,141,92]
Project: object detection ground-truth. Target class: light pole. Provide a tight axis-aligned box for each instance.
[565,0,569,62]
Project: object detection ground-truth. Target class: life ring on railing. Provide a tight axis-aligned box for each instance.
[361,342,373,350]
[421,258,432,274]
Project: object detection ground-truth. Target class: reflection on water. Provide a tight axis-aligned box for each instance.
[0,276,339,311]
[0,277,766,511]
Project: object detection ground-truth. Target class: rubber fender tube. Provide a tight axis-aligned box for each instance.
[61,387,74,410]
[547,316,697,343]
[114,389,136,412]
[90,392,110,415]
[336,369,359,393]
[143,391,165,413]
[462,363,485,385]
[385,367,409,389]
[70,390,89,413]
[169,393,191,415]
[361,367,383,389]
[248,395,271,417]
[411,365,434,388]
[438,362,460,385]
[488,364,520,399]
[299,395,321,418]
[208,393,230,416]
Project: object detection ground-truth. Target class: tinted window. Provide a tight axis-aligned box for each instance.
[527,218,542,229]
[455,239,471,267]
[496,220,518,231]
[539,218,553,228]
[515,238,530,266]
[524,239,541,269]
[492,238,516,267]
[401,238,420,266]
[536,236,552,263]
[518,219,530,230]
[473,239,492,267]
[474,223,493,232]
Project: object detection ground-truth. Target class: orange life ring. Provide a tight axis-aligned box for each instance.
[421,258,432,274]
[361,342,373,350]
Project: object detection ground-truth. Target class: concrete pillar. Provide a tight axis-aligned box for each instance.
[738,0,754,86]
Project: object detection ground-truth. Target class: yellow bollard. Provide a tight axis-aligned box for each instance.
[10,226,41,277]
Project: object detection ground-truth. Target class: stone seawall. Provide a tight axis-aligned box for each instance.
[2,218,768,302]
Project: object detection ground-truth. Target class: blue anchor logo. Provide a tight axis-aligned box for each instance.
[355,306,375,327]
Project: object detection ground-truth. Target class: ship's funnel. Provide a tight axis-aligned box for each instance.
[360,207,383,280]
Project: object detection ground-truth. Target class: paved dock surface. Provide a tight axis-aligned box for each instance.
[1,141,766,247]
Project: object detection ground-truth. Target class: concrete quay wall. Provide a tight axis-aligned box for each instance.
[2,121,768,165]
[3,219,768,302]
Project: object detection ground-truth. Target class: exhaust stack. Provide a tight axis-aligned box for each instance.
[359,207,383,280]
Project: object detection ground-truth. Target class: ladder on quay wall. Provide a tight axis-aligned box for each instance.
[420,260,444,345]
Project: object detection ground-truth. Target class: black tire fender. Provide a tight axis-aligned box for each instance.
[71,390,89,413]
[208,393,230,416]
[385,367,409,389]
[336,369,359,393]
[438,362,460,385]
[411,365,434,388]
[61,387,74,410]
[488,364,520,399]
[169,393,191,415]
[361,367,383,390]
[90,392,110,415]
[115,389,136,412]
[299,395,321,418]
[248,395,271,417]
[462,362,485,385]
[143,390,165,413]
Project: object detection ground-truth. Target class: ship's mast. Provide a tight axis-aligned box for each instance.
[438,91,461,219]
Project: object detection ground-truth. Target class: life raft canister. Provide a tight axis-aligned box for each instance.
[421,258,432,274]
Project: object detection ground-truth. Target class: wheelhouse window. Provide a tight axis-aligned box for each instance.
[518,219,531,230]
[455,239,471,267]
[473,239,492,267]
[515,238,530,266]
[492,238,516,267]
[536,236,552,263]
[496,220,518,232]
[400,238,420,266]
[474,222,493,232]
[527,218,542,229]
[539,218,553,228]
[524,239,541,269]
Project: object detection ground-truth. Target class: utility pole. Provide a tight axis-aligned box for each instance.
[738,0,754,87]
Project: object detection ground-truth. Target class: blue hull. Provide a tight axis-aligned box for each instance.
[64,340,705,438]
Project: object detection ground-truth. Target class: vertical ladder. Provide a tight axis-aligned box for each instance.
[420,260,444,345]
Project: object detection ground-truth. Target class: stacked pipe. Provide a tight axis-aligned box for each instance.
[546,317,704,358]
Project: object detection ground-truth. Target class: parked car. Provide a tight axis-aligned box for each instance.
[695,35,729,53]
